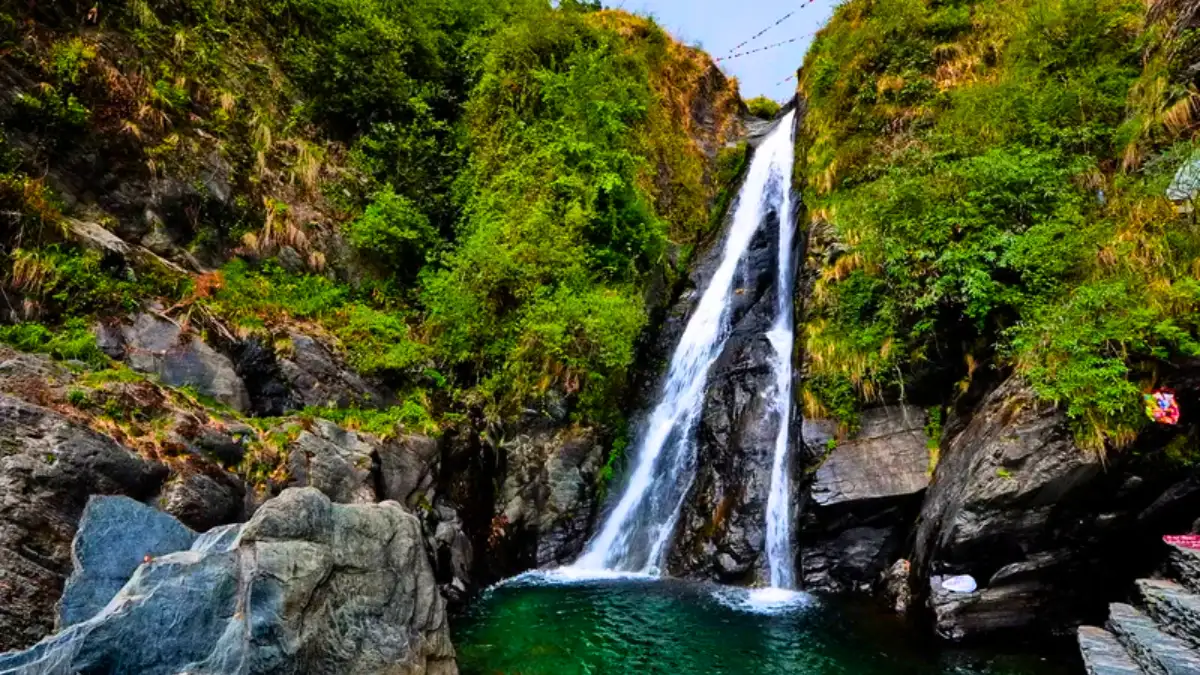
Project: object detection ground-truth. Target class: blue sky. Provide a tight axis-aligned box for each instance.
[604,0,840,101]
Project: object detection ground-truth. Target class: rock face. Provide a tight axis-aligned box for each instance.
[0,489,457,675]
[911,375,1200,640]
[0,395,168,651]
[284,420,441,510]
[97,312,251,412]
[798,407,930,592]
[666,164,794,582]
[912,377,1106,639]
[496,426,605,570]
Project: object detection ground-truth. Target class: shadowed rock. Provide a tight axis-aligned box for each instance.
[0,395,168,651]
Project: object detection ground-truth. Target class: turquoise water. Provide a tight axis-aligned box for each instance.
[453,576,1076,675]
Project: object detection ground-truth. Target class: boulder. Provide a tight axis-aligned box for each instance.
[58,496,196,629]
[278,333,383,409]
[798,406,930,592]
[498,427,605,569]
[159,471,246,532]
[378,434,441,507]
[0,395,168,651]
[285,419,378,504]
[283,421,441,511]
[0,489,458,675]
[99,312,251,412]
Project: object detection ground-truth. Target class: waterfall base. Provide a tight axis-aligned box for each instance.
[454,578,1077,674]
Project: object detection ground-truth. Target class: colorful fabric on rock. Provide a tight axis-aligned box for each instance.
[1164,535,1200,551]
[1144,389,1180,425]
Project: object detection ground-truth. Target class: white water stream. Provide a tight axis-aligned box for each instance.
[572,112,799,588]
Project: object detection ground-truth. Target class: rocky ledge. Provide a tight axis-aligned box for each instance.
[0,488,457,675]
[1079,544,1200,674]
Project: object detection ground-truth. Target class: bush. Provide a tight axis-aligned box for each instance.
[745,96,781,120]
[346,188,438,278]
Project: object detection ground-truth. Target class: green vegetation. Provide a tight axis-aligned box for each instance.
[745,96,782,120]
[798,0,1200,448]
[0,0,741,451]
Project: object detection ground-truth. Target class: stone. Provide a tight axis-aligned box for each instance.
[285,419,377,504]
[797,406,930,593]
[428,500,473,605]
[809,406,930,507]
[911,377,1111,639]
[1137,579,1200,650]
[159,471,245,532]
[1168,544,1200,594]
[1107,602,1200,675]
[498,427,604,569]
[0,489,458,675]
[378,434,441,507]
[58,496,196,629]
[278,333,383,410]
[1078,626,1144,675]
[880,559,912,614]
[0,395,168,651]
[106,312,251,412]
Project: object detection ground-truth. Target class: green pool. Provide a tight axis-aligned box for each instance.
[453,575,1077,675]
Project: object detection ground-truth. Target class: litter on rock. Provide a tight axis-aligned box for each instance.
[1144,388,1180,425]
[941,574,977,594]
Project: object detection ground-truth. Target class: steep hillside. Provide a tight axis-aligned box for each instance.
[0,0,741,466]
[796,0,1200,451]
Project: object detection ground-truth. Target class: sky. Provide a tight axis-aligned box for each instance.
[604,0,841,101]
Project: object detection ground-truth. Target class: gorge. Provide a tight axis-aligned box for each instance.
[1,0,1200,673]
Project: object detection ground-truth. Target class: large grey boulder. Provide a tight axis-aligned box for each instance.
[57,496,196,629]
[97,312,250,412]
[0,489,457,675]
[0,395,168,651]
[798,406,930,592]
[285,419,378,504]
[912,377,1103,639]
[909,375,1200,640]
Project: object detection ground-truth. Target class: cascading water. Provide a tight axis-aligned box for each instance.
[763,121,798,590]
[573,111,798,577]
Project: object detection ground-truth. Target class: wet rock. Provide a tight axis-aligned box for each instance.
[102,312,250,412]
[498,427,604,569]
[1107,602,1200,674]
[1078,626,1144,675]
[668,208,787,583]
[798,406,929,593]
[0,395,168,651]
[0,489,458,675]
[278,333,383,410]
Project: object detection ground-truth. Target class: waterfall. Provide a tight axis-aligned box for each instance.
[573,112,798,576]
[763,119,798,590]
